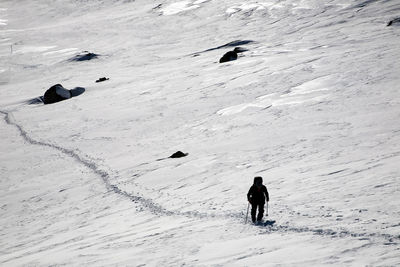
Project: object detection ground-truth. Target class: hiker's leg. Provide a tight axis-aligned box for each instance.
[251,204,257,222]
[257,203,264,221]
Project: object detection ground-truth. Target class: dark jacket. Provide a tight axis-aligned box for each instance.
[247,185,269,204]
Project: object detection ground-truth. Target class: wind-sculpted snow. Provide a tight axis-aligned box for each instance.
[352,0,378,9]
[2,109,398,248]
[0,110,178,217]
[0,110,233,221]
[1,0,400,265]
[264,224,400,245]
[195,40,255,54]
[160,1,201,15]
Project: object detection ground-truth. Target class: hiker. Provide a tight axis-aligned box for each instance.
[247,176,269,223]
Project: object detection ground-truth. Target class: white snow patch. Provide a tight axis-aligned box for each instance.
[193,0,209,4]
[162,1,200,15]
[287,76,332,96]
[42,47,78,56]
[0,38,10,43]
[218,76,332,115]
[217,93,274,116]
[226,2,279,15]
[12,45,57,54]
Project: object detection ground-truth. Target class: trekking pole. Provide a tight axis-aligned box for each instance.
[266,202,269,217]
[245,202,250,224]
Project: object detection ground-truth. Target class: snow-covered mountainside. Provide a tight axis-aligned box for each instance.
[1,0,399,265]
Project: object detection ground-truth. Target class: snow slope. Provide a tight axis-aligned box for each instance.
[1,0,400,265]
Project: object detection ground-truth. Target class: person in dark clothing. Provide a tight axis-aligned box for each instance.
[247,176,269,223]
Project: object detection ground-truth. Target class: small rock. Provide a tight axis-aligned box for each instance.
[43,84,85,104]
[153,4,162,10]
[219,51,238,63]
[70,51,99,61]
[96,77,109,83]
[43,84,71,104]
[233,47,248,53]
[387,18,400,26]
[169,151,188,158]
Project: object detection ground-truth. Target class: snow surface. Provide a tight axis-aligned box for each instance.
[1,0,400,265]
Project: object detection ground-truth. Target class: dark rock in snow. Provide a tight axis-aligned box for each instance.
[353,0,376,9]
[219,51,238,63]
[43,84,85,104]
[70,87,85,97]
[153,4,162,10]
[192,39,254,55]
[233,47,248,53]
[96,77,109,83]
[387,18,400,26]
[43,84,71,104]
[218,40,254,49]
[69,51,99,61]
[169,151,188,158]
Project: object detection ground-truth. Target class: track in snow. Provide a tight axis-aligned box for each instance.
[1,109,399,245]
